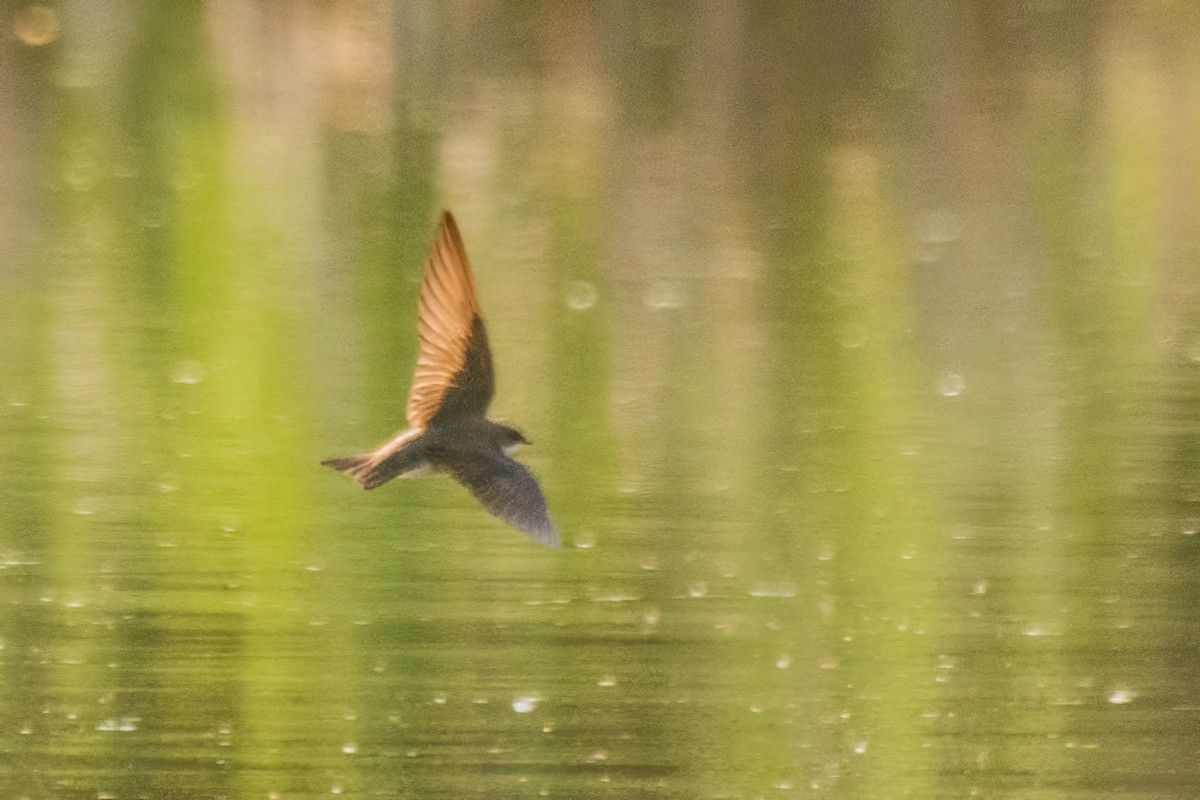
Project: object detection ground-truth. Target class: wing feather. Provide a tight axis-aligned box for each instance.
[449,454,560,547]
[405,212,495,427]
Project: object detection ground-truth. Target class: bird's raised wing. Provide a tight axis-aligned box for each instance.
[448,453,560,547]
[406,211,495,428]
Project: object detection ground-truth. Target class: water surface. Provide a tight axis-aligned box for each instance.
[2,3,1199,798]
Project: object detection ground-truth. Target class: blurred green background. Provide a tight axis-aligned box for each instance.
[1,2,1199,798]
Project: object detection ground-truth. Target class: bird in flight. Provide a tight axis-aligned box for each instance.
[322,211,559,547]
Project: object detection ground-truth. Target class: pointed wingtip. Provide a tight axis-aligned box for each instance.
[528,524,561,548]
[512,509,560,548]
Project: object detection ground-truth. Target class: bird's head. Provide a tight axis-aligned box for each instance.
[495,423,531,455]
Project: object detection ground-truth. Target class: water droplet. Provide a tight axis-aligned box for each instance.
[511,696,538,713]
[748,582,796,598]
[919,210,961,245]
[172,360,205,385]
[341,743,358,754]
[853,741,869,754]
[644,280,682,310]
[687,582,708,598]
[597,675,617,688]
[937,371,966,397]
[838,325,867,349]
[14,5,60,47]
[949,525,973,540]
[96,717,140,732]
[1107,688,1136,705]
[565,281,597,310]
[573,531,596,549]
[590,591,641,603]
[775,654,792,669]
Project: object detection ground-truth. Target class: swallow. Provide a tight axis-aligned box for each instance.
[322,211,559,547]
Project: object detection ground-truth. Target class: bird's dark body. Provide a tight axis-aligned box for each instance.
[321,212,558,547]
[364,419,525,487]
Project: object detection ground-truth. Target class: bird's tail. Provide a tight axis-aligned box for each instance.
[321,452,393,490]
[321,430,426,490]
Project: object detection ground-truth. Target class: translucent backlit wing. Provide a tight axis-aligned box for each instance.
[405,212,495,427]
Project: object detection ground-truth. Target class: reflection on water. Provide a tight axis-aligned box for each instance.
[2,3,1200,798]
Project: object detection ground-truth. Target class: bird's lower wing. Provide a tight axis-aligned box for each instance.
[449,455,559,547]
